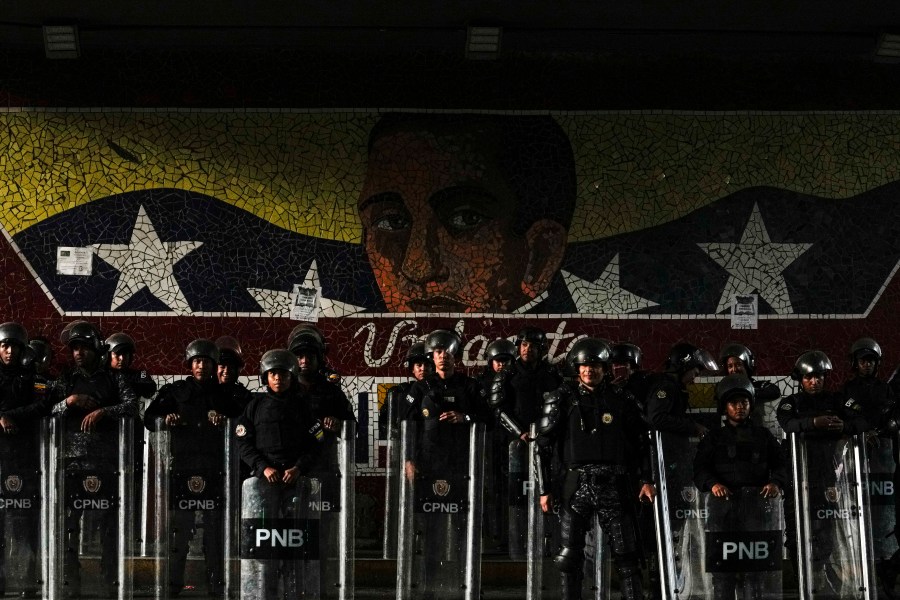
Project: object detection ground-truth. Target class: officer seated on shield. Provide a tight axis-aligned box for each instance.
[694,374,787,599]
[144,339,244,597]
[235,349,322,600]
[536,338,655,600]
[777,350,868,592]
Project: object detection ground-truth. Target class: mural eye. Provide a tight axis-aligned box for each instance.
[446,207,490,233]
[372,213,411,231]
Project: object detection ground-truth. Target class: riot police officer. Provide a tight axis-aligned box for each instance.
[215,336,252,409]
[144,339,244,597]
[535,338,654,600]
[104,332,157,399]
[777,350,867,593]
[694,375,787,599]
[236,349,321,600]
[842,337,893,431]
[719,342,781,408]
[24,337,54,383]
[610,342,645,390]
[0,322,47,597]
[53,320,139,597]
[406,329,490,598]
[378,342,428,440]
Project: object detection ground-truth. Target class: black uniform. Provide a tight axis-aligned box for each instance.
[0,361,49,596]
[407,371,488,598]
[843,375,893,433]
[378,380,414,441]
[693,419,787,599]
[536,380,651,600]
[52,366,139,595]
[236,386,321,600]
[776,390,867,576]
[144,376,244,596]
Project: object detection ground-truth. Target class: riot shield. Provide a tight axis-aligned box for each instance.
[384,392,402,559]
[0,418,46,597]
[396,420,485,600]
[791,432,876,599]
[44,414,134,600]
[149,416,240,599]
[236,420,355,600]
[701,487,784,599]
[863,434,897,563]
[508,439,528,561]
[652,430,709,599]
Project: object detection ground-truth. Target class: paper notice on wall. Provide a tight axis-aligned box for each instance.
[291,284,321,322]
[56,247,93,275]
[730,294,758,329]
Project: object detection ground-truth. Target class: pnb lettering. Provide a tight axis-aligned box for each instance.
[866,481,894,496]
[309,501,331,511]
[255,528,305,547]
[722,541,770,560]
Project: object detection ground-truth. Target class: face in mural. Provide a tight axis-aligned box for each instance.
[358,117,572,313]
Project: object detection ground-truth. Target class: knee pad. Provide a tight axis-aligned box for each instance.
[554,546,584,573]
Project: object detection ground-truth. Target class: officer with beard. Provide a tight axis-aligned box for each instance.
[0,323,48,597]
[535,338,655,600]
[144,339,244,597]
[777,350,868,593]
[53,321,139,598]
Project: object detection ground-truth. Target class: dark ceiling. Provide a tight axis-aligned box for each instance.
[2,1,898,59]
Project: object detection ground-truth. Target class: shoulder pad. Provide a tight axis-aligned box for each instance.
[537,385,570,435]
[486,371,509,408]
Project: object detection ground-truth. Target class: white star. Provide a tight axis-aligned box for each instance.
[248,259,365,318]
[699,203,812,314]
[562,254,658,314]
[93,205,202,314]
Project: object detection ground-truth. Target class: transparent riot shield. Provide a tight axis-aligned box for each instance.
[44,414,134,600]
[864,434,897,563]
[700,487,784,599]
[384,393,402,559]
[791,432,876,599]
[236,420,354,600]
[508,438,528,561]
[149,416,240,599]
[652,430,710,599]
[0,418,46,597]
[396,420,485,600]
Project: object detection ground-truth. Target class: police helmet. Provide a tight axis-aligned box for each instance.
[567,338,612,368]
[515,327,547,354]
[0,322,28,348]
[715,374,756,414]
[216,335,244,367]
[610,342,642,369]
[288,327,326,360]
[719,343,756,376]
[287,324,326,356]
[184,339,219,366]
[404,342,428,368]
[25,337,52,370]
[849,337,881,369]
[62,321,103,352]
[258,348,300,387]
[484,338,516,365]
[424,329,463,358]
[791,350,833,381]
[665,342,718,374]
[105,333,136,356]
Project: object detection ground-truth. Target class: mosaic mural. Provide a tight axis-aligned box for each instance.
[2,109,900,484]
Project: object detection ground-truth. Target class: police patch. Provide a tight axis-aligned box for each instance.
[83,476,101,494]
[4,475,22,493]
[235,424,247,437]
[405,394,415,404]
[188,475,206,494]
[602,413,613,424]
[422,408,430,418]
[656,390,667,399]
[825,487,841,503]
[779,404,792,412]
[433,480,450,497]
